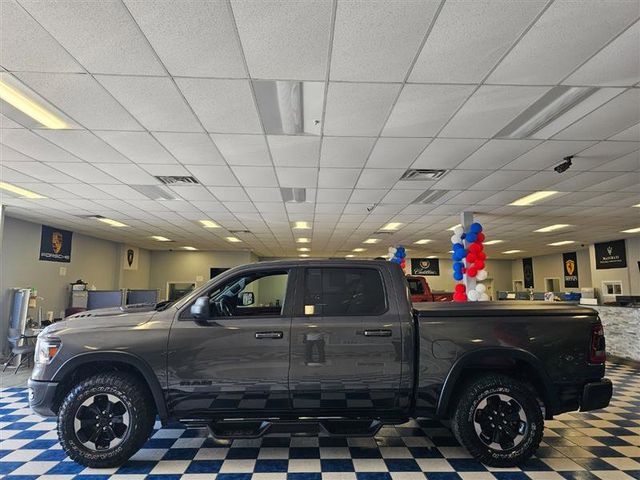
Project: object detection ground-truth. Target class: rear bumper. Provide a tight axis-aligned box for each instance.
[580,378,612,412]
[28,378,59,417]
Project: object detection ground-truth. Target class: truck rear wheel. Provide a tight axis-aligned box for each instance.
[451,374,543,467]
[57,372,155,468]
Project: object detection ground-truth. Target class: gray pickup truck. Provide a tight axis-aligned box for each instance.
[28,260,612,468]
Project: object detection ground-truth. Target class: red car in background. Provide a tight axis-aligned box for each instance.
[406,275,454,302]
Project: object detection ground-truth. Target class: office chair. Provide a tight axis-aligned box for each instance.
[3,328,36,374]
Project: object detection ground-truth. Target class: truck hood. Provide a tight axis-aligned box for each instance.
[41,305,157,336]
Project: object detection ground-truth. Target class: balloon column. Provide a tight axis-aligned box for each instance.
[450,222,490,302]
[388,246,406,271]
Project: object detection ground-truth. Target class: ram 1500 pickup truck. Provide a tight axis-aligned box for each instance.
[29,260,612,468]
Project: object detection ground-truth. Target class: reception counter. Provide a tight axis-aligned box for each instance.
[588,305,640,363]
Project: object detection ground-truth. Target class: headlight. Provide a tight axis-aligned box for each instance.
[35,337,61,364]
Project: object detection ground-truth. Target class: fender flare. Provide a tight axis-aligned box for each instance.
[435,347,557,417]
[52,351,169,422]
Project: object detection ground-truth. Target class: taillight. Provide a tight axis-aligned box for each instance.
[589,323,606,364]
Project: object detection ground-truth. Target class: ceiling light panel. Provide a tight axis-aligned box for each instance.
[622,227,640,233]
[95,217,128,227]
[226,237,242,243]
[509,191,558,206]
[414,239,431,244]
[292,221,312,230]
[199,220,220,228]
[182,246,197,250]
[363,238,380,244]
[381,222,403,231]
[548,241,575,246]
[0,182,46,199]
[483,240,505,245]
[151,235,171,241]
[0,77,68,129]
[296,238,311,244]
[502,250,523,254]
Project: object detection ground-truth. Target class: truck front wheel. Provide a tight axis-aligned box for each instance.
[451,374,544,467]
[57,372,156,468]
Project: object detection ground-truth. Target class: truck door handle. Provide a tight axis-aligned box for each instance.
[255,331,283,339]
[364,329,392,337]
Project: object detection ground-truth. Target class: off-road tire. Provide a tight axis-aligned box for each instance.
[57,372,155,468]
[451,374,544,467]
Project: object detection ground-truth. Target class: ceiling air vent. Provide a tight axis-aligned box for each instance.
[154,175,200,185]
[412,190,449,204]
[281,187,306,203]
[373,231,395,235]
[400,169,448,181]
[228,229,251,234]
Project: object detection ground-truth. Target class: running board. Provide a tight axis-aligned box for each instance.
[208,419,384,438]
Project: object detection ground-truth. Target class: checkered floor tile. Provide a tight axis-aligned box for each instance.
[1,363,639,480]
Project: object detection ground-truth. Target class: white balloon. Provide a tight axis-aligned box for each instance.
[453,226,464,236]
[476,269,488,281]
[467,289,479,301]
[388,247,397,255]
[450,234,462,245]
[475,283,486,294]
[479,293,490,302]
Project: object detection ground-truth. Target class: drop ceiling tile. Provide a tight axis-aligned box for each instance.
[1,166,38,183]
[549,171,622,191]
[584,173,640,192]
[330,0,438,81]
[96,75,202,132]
[12,182,79,199]
[382,84,474,137]
[20,0,164,74]
[36,130,131,164]
[593,150,640,172]
[553,89,640,141]
[410,0,546,83]
[348,189,387,204]
[324,83,401,136]
[381,189,424,204]
[15,72,142,130]
[320,137,376,167]
[564,21,640,86]
[564,141,640,170]
[255,202,287,214]
[609,124,640,142]
[487,0,639,84]
[124,0,245,78]
[366,138,430,169]
[209,134,269,166]
[176,78,262,134]
[0,0,82,72]
[411,138,486,169]
[448,190,493,205]
[231,0,332,80]
[316,189,352,204]
[166,185,216,202]
[95,131,176,164]
[0,129,81,163]
[467,170,532,191]
[139,164,191,177]
[95,163,159,185]
[50,162,124,184]
[152,132,224,165]
[432,170,491,190]
[0,113,25,129]
[356,169,404,189]
[315,168,360,189]
[440,85,549,138]
[0,144,35,163]
[245,187,282,202]
[208,187,250,202]
[232,166,278,187]
[267,136,320,167]
[55,183,116,199]
[276,167,318,188]
[186,165,240,187]
[504,140,597,170]
[456,139,541,170]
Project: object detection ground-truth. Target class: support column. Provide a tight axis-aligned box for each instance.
[0,204,7,355]
[461,211,476,294]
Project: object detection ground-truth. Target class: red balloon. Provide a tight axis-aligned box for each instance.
[467,266,478,277]
[462,267,467,274]
[477,251,487,261]
[468,243,480,253]
[455,284,466,293]
[466,252,477,263]
[475,260,485,270]
[477,232,485,242]
[400,259,406,268]
[453,292,467,302]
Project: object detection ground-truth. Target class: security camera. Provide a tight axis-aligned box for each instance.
[554,155,574,174]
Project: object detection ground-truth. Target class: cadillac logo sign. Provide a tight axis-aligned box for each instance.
[562,252,579,288]
[411,258,440,276]
[39,225,72,263]
[595,239,627,270]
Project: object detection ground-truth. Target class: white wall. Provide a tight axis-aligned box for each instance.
[510,249,592,292]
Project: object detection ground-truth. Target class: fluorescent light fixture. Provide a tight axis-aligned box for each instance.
[95,217,127,227]
[427,255,438,259]
[297,247,310,252]
[448,250,454,253]
[509,191,558,206]
[182,246,197,251]
[363,238,380,244]
[496,86,598,139]
[296,238,310,243]
[0,79,68,129]
[483,240,504,245]
[0,182,46,199]
[502,250,523,254]
[199,220,220,228]
[535,224,570,232]
[292,221,311,229]
[633,204,640,208]
[447,224,462,231]
[414,239,431,245]
[226,236,242,243]
[151,236,171,242]
[345,254,355,258]
[548,241,575,246]
[299,254,309,258]
[352,248,366,252]
[381,222,402,231]
[621,227,640,233]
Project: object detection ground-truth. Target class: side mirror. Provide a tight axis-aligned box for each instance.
[241,291,255,306]
[190,296,210,319]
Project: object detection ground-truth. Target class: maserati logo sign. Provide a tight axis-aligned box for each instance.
[595,240,627,270]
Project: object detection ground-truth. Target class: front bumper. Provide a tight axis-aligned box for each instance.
[580,377,612,412]
[27,378,59,417]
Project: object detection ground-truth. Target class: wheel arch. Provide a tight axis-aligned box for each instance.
[51,351,169,423]
[436,347,557,418]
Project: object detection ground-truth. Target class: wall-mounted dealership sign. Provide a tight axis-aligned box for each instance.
[39,225,72,263]
[562,252,579,288]
[594,239,627,269]
[123,245,139,271]
[522,257,534,288]
[411,258,440,276]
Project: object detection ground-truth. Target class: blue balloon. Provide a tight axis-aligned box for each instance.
[470,222,483,234]
[459,249,467,259]
[453,261,464,271]
[453,242,464,250]
[453,271,463,281]
[466,232,477,243]
[391,257,401,264]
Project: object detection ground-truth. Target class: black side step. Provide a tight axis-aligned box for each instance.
[208,418,385,439]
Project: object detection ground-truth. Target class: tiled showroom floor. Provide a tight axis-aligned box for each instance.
[1,363,638,480]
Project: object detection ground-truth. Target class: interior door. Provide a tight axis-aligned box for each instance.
[289,266,403,416]
[166,268,295,418]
